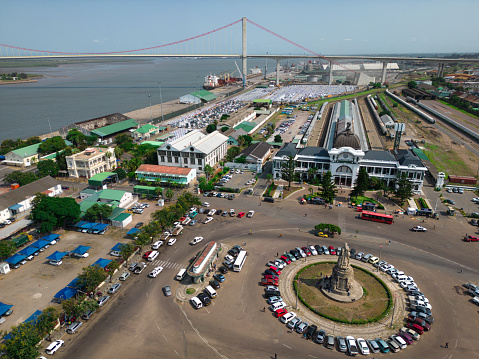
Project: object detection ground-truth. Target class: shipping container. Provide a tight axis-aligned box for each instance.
[448,176,477,185]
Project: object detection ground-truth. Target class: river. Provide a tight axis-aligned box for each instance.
[0,58,268,142]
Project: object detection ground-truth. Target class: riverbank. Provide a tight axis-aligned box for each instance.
[0,79,39,85]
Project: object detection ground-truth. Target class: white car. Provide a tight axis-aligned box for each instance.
[380,264,394,272]
[273,259,285,269]
[280,312,297,324]
[49,260,62,266]
[45,340,64,355]
[356,338,370,355]
[208,209,217,215]
[224,254,235,262]
[472,198,479,203]
[182,217,191,225]
[190,236,203,245]
[190,207,198,213]
[247,210,255,218]
[202,217,213,224]
[412,225,427,232]
[168,238,177,246]
[400,280,414,289]
[148,266,163,278]
[152,241,163,250]
[202,202,210,207]
[308,245,318,256]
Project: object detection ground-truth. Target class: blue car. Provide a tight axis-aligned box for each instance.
[213,274,225,283]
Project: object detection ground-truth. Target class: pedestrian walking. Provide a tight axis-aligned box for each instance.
[274,353,277,359]
[280,233,283,237]
[433,225,435,230]
[305,213,307,217]
[460,268,463,273]
[445,342,448,348]
[263,307,266,312]
[276,252,279,257]
[244,241,246,246]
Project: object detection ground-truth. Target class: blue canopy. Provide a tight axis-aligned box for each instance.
[3,310,43,340]
[75,221,88,228]
[111,242,126,252]
[30,239,50,249]
[93,223,109,231]
[9,203,23,210]
[46,251,69,261]
[126,228,140,235]
[53,287,78,301]
[5,254,27,265]
[91,258,112,269]
[41,234,60,243]
[70,245,91,255]
[0,303,13,317]
[82,222,98,229]
[66,277,81,289]
[18,246,38,257]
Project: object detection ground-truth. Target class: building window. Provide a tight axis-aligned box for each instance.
[167,157,172,163]
[174,157,179,163]
[161,156,165,162]
[184,158,188,164]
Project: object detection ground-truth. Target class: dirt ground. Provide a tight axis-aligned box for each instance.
[381,93,479,178]
[297,262,389,323]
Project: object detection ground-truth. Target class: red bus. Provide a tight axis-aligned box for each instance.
[361,211,393,224]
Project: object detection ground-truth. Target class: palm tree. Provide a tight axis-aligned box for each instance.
[307,167,317,181]
[204,165,215,182]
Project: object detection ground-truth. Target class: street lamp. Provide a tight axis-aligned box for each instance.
[148,94,152,122]
[378,245,383,272]
[158,81,164,123]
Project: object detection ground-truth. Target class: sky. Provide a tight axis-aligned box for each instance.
[1,0,478,56]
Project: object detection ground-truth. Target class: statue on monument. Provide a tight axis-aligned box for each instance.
[338,242,350,268]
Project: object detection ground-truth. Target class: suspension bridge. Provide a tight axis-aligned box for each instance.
[1,17,478,86]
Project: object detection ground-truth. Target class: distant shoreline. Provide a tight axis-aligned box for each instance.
[0,78,40,85]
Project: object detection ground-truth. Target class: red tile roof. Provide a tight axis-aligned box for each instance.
[136,164,194,176]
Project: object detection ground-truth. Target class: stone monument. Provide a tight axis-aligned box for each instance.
[322,242,363,302]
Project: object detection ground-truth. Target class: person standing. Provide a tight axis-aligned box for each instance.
[445,342,448,348]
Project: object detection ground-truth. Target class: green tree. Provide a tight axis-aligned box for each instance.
[280,155,296,190]
[115,134,134,151]
[0,322,41,359]
[76,265,108,293]
[4,171,39,186]
[221,126,229,132]
[120,243,136,265]
[55,146,74,171]
[307,167,317,181]
[266,174,273,186]
[206,123,217,133]
[38,136,66,155]
[407,81,417,89]
[274,134,283,143]
[238,135,253,147]
[36,306,59,341]
[0,240,16,260]
[226,146,241,162]
[84,203,113,222]
[395,173,414,202]
[350,167,369,198]
[314,223,341,235]
[204,164,215,182]
[37,159,59,177]
[113,167,127,180]
[319,171,337,204]
[62,296,99,319]
[165,188,175,202]
[30,196,81,233]
[235,155,247,163]
[66,129,96,150]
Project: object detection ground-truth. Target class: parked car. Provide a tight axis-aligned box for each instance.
[45,340,64,355]
[97,295,110,307]
[357,338,370,355]
[336,336,347,352]
[346,336,359,356]
[119,272,130,281]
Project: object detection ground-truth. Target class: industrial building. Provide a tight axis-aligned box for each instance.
[179,90,217,104]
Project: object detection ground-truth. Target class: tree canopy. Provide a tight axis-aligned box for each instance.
[113,167,127,180]
[319,171,337,204]
[66,129,96,150]
[115,134,134,151]
[0,240,16,260]
[37,159,59,178]
[76,265,109,293]
[0,322,42,359]
[395,173,414,202]
[280,155,296,190]
[407,81,417,89]
[350,167,369,198]
[30,196,81,233]
[38,136,66,155]
[84,203,113,222]
[206,124,217,133]
[314,223,341,235]
[274,134,283,143]
[0,136,41,156]
[4,171,39,186]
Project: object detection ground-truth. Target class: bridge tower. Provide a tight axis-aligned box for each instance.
[242,17,247,87]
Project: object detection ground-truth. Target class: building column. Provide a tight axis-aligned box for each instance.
[329,61,333,85]
[381,61,388,85]
[275,59,280,86]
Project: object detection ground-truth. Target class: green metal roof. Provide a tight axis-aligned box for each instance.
[107,207,124,220]
[412,148,429,161]
[98,189,125,201]
[158,133,174,140]
[88,172,117,186]
[140,141,164,148]
[12,143,41,158]
[91,119,138,137]
[134,124,158,134]
[112,213,131,222]
[80,200,96,213]
[253,99,272,103]
[339,100,351,121]
[234,122,256,133]
[157,126,167,131]
[190,90,217,102]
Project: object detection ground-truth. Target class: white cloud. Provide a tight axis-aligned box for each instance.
[343,38,352,41]
[93,39,101,43]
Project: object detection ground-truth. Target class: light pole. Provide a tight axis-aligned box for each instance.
[148,94,152,123]
[158,81,164,123]
[378,245,383,272]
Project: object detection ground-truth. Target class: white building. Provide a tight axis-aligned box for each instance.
[66,147,116,178]
[157,130,228,172]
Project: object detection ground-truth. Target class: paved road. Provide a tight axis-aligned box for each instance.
[52,189,479,359]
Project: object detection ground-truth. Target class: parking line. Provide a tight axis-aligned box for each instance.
[174,350,179,356]
[282,344,292,349]
[163,334,168,342]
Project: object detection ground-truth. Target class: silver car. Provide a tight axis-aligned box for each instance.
[97,295,110,306]
[107,283,121,294]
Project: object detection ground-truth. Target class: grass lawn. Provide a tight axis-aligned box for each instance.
[422,143,476,177]
[438,100,479,120]
[297,263,389,323]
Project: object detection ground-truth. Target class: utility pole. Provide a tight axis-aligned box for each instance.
[242,17,247,87]
[158,81,164,123]
[148,94,152,122]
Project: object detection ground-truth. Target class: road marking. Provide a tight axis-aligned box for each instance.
[261,331,270,337]
[205,307,210,314]
[282,344,292,349]
[174,350,179,356]
[308,355,317,358]
[163,334,168,342]
[178,306,229,359]
[146,292,148,298]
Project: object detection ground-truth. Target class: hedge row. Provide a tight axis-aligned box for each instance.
[293,262,392,325]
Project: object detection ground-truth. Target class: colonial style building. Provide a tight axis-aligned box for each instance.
[157,130,228,172]
[66,147,116,178]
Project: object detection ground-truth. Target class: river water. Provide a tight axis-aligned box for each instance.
[0,58,267,142]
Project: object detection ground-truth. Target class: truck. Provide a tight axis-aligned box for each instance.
[172,225,183,236]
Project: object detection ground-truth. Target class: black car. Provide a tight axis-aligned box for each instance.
[314,244,323,254]
[305,324,317,340]
[350,248,356,258]
[233,245,243,251]
[198,292,211,306]
[207,193,214,197]
[219,266,228,274]
[264,290,281,298]
[290,249,301,259]
[216,209,223,215]
[135,222,144,229]
[209,280,220,289]
[228,248,240,257]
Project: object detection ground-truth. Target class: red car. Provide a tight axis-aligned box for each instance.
[398,332,414,345]
[261,278,278,286]
[238,212,245,218]
[280,255,291,265]
[464,235,479,242]
[264,274,279,281]
[328,246,336,255]
[302,247,311,256]
[406,323,424,335]
[179,217,186,222]
[269,266,281,275]
[274,308,288,318]
[142,251,152,259]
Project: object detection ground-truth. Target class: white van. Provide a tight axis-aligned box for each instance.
[205,285,217,299]
[190,296,203,309]
[176,268,187,281]
[147,251,159,261]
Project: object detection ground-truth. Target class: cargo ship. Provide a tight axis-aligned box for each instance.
[203,74,241,90]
